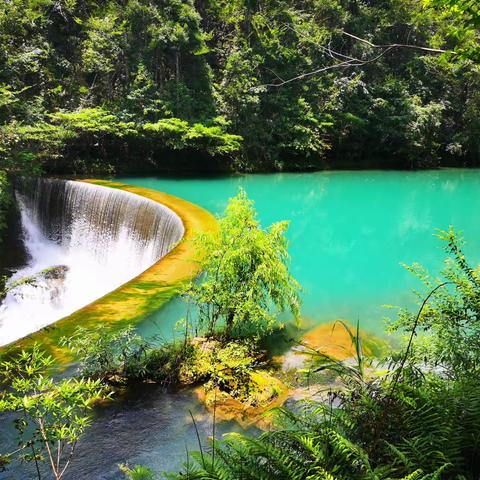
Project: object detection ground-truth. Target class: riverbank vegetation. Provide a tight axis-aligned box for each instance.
[159,226,480,480]
[1,0,480,179]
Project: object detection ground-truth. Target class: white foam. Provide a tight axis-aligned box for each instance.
[0,180,184,346]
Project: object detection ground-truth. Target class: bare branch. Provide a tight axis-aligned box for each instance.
[341,30,452,54]
[260,46,394,88]
[261,60,359,88]
[257,30,453,89]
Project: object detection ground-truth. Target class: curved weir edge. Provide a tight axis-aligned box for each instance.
[0,179,217,362]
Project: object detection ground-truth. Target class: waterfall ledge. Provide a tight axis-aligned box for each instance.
[0,179,217,360]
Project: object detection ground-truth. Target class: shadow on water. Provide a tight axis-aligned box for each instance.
[0,384,255,479]
[0,199,28,279]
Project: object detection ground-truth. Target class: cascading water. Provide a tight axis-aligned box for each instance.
[0,178,184,346]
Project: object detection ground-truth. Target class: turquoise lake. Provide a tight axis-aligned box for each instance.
[4,169,480,479]
[122,169,480,339]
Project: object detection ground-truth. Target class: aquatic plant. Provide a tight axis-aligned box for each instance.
[64,323,282,417]
[164,356,480,479]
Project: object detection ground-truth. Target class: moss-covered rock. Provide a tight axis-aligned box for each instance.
[196,370,289,429]
[182,337,289,428]
[2,265,69,304]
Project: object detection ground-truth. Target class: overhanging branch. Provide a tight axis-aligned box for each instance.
[258,31,453,88]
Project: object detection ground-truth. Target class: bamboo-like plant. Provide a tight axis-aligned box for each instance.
[185,189,301,339]
[0,345,109,479]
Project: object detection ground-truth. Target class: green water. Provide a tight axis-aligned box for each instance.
[122,169,480,338]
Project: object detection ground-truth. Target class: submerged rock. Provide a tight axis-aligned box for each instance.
[278,320,390,373]
[195,370,289,430]
[41,265,69,281]
[270,320,393,407]
[4,265,69,305]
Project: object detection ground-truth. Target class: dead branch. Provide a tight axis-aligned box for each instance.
[258,30,452,88]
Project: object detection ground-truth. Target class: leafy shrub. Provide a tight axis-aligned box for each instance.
[143,118,242,155]
[119,463,156,480]
[178,338,261,400]
[63,325,195,387]
[391,227,480,378]
[0,345,109,480]
[185,189,301,339]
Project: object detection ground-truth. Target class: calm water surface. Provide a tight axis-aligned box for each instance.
[124,169,480,338]
[3,169,480,479]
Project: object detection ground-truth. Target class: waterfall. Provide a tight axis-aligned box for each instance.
[0,178,184,346]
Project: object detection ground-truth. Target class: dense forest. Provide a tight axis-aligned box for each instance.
[0,0,479,179]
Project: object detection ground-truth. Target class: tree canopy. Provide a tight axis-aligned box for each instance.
[0,0,479,176]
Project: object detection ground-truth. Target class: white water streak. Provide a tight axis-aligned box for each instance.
[0,179,184,346]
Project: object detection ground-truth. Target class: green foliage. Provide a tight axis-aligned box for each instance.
[166,374,480,479]
[0,345,109,479]
[63,325,269,404]
[119,463,156,480]
[178,338,261,400]
[82,11,126,77]
[0,171,11,237]
[61,325,150,381]
[427,1,479,34]
[143,118,242,155]
[1,0,480,172]
[306,320,373,388]
[424,0,479,61]
[63,325,195,387]
[165,356,480,480]
[185,189,300,339]
[51,108,136,137]
[4,107,241,174]
[392,227,480,378]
